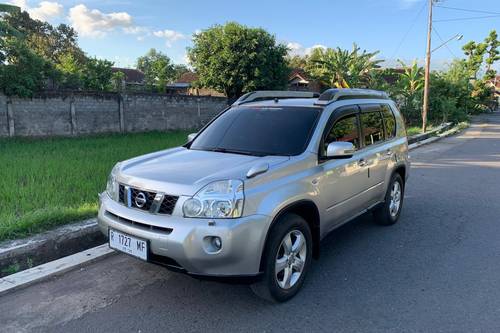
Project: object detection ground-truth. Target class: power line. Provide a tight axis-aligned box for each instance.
[433,14,500,22]
[391,0,427,59]
[432,27,457,58]
[434,5,500,16]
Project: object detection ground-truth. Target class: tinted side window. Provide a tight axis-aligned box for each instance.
[361,112,384,147]
[324,114,360,154]
[381,104,396,139]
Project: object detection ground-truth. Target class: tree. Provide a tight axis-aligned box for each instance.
[395,60,424,124]
[0,37,49,97]
[55,53,83,89]
[81,57,114,91]
[462,41,487,79]
[397,60,424,96]
[484,30,499,80]
[111,71,126,92]
[173,64,189,81]
[187,22,289,100]
[0,4,21,63]
[287,55,308,70]
[5,10,86,66]
[136,49,175,92]
[307,44,382,88]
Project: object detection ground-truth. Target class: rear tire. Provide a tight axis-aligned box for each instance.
[251,213,312,302]
[373,173,404,226]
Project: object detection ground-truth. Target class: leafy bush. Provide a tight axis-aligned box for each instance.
[0,38,49,97]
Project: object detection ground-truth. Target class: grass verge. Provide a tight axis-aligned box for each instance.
[0,131,190,242]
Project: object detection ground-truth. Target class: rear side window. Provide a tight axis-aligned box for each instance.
[324,114,360,154]
[360,112,384,147]
[381,104,396,139]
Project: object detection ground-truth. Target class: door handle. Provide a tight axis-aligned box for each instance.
[358,158,367,167]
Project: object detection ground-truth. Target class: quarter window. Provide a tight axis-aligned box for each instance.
[360,112,384,146]
[381,104,396,139]
[324,114,360,155]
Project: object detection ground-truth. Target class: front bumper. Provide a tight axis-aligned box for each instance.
[98,193,271,277]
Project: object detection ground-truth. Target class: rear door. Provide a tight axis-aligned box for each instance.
[358,104,391,204]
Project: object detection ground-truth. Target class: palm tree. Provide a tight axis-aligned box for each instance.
[307,44,382,88]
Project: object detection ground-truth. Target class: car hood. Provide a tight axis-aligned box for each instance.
[116,147,289,196]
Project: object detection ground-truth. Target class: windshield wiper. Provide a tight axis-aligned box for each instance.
[209,147,264,156]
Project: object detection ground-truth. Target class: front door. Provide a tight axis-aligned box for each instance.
[316,110,369,233]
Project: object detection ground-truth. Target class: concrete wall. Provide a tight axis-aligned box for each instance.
[0,94,8,137]
[0,92,227,137]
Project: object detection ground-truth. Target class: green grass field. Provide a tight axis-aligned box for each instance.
[0,131,190,242]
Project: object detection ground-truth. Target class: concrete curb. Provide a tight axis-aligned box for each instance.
[408,123,464,150]
[0,244,115,297]
[0,218,105,278]
[407,122,453,145]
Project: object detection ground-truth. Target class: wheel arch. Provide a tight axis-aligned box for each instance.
[393,164,406,187]
[259,200,321,272]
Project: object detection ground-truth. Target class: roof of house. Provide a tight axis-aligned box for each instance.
[289,68,311,82]
[176,72,198,84]
[111,67,145,83]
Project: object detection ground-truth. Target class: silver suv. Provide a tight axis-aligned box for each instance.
[98,89,410,302]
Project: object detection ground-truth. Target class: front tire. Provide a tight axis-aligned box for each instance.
[251,213,312,302]
[373,173,404,226]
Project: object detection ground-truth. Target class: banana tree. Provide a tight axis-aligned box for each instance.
[396,60,424,125]
[307,43,382,89]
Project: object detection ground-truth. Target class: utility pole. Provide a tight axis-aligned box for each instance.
[421,0,433,133]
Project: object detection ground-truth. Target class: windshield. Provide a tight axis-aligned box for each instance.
[190,106,321,156]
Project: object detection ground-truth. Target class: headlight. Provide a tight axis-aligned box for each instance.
[183,179,244,218]
[106,163,121,201]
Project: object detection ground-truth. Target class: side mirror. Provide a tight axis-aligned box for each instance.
[326,142,356,159]
[187,133,197,142]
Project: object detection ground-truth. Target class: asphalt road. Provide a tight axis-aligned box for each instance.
[1,113,500,333]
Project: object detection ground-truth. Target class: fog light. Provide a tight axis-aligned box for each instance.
[212,236,222,250]
[203,236,222,253]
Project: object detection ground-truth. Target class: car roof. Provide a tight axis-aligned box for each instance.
[237,97,394,109]
[236,98,321,108]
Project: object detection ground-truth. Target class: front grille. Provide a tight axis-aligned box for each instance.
[119,185,125,203]
[130,187,156,211]
[118,184,178,215]
[159,195,178,215]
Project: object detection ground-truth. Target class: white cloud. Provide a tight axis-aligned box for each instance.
[9,0,63,21]
[123,26,149,35]
[123,26,151,41]
[153,29,186,47]
[305,44,327,55]
[287,42,327,57]
[68,4,133,37]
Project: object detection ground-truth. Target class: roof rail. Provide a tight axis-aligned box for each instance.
[232,91,320,106]
[314,88,389,106]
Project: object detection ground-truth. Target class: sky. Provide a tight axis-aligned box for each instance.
[8,0,500,70]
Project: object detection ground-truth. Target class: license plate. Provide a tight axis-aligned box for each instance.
[109,229,148,261]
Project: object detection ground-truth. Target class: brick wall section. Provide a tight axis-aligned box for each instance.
[0,94,7,136]
[0,92,227,137]
[74,95,121,134]
[11,96,72,136]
